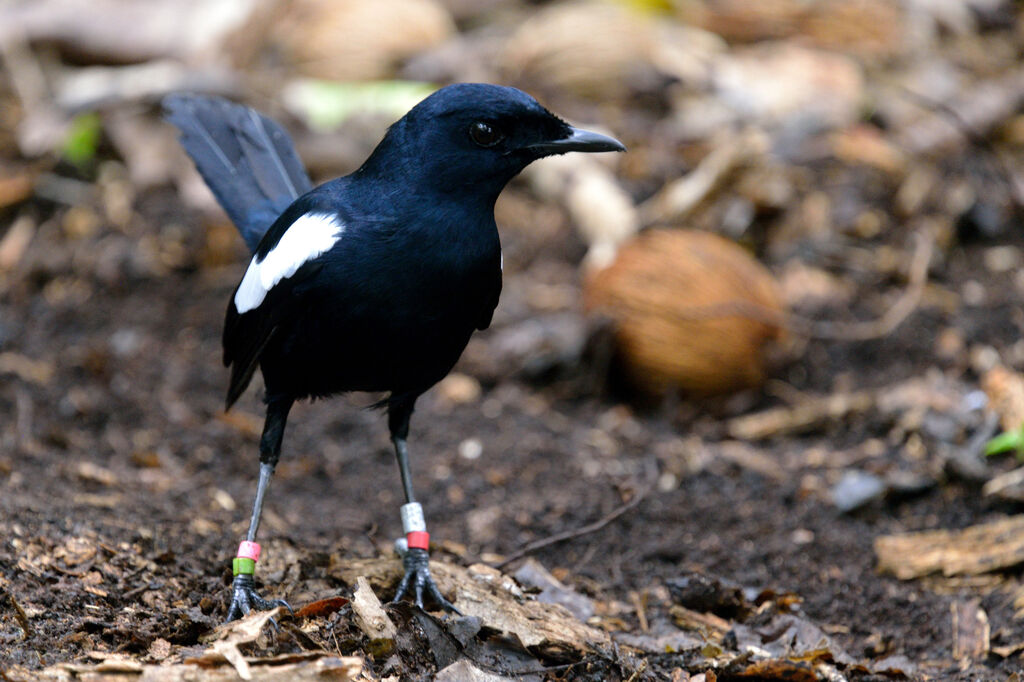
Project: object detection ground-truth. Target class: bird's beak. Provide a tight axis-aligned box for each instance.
[527,127,626,155]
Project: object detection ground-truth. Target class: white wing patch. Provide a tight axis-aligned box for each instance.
[234,213,344,313]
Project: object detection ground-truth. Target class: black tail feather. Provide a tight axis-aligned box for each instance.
[163,94,313,252]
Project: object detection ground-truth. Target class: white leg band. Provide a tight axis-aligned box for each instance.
[401,502,426,534]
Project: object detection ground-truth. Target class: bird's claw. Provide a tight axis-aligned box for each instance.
[226,574,293,624]
[392,547,460,614]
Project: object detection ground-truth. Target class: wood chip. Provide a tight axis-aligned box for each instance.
[350,576,397,642]
[875,516,1024,579]
[951,599,989,661]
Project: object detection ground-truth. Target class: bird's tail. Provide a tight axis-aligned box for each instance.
[163,94,313,252]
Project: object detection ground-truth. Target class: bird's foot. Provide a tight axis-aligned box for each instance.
[226,574,293,622]
[392,547,460,614]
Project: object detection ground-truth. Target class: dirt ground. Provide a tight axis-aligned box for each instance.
[1,2,1024,678]
[2,172,1023,680]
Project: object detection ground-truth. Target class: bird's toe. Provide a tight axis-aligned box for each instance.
[392,548,458,613]
[226,574,289,623]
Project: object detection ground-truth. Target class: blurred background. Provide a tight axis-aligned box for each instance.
[2,0,1024,678]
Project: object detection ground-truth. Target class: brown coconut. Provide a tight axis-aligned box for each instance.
[274,0,455,81]
[501,2,660,99]
[583,229,785,396]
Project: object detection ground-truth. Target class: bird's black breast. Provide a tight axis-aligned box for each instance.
[256,200,502,401]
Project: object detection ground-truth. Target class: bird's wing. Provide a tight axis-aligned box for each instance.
[222,197,344,407]
[163,94,313,252]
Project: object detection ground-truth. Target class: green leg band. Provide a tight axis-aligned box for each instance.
[233,557,256,576]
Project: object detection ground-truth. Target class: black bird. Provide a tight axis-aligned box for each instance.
[165,83,624,619]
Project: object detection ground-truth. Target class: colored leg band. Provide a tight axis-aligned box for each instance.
[401,502,426,534]
[237,541,262,561]
[406,531,430,550]
[233,557,256,576]
[232,541,261,576]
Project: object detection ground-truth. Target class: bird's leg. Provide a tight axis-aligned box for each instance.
[226,397,294,622]
[387,397,459,613]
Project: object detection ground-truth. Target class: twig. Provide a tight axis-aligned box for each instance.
[495,460,656,569]
[624,659,649,682]
[798,228,932,341]
[896,77,1024,208]
[629,590,649,633]
[5,591,33,639]
[638,129,767,225]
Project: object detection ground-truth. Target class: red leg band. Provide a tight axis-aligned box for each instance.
[406,531,430,550]
[237,541,261,561]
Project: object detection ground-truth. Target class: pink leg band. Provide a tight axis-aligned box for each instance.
[237,541,261,561]
[406,531,430,550]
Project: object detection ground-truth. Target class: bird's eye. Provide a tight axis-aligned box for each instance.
[469,121,503,148]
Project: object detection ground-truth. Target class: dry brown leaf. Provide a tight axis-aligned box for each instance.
[192,607,283,679]
[294,596,348,620]
[982,365,1024,431]
[729,659,816,682]
[332,558,608,656]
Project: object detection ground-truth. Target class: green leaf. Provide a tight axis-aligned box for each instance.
[62,112,102,166]
[282,80,437,132]
[984,429,1024,457]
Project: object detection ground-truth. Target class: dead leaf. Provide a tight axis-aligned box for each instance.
[727,658,816,682]
[982,365,1024,432]
[435,658,514,681]
[192,607,283,679]
[331,557,609,657]
[294,596,349,620]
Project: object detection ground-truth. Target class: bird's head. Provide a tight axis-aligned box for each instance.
[359,83,625,199]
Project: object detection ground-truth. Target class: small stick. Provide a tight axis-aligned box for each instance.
[630,590,649,633]
[7,592,33,639]
[496,461,655,569]
[624,659,649,682]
